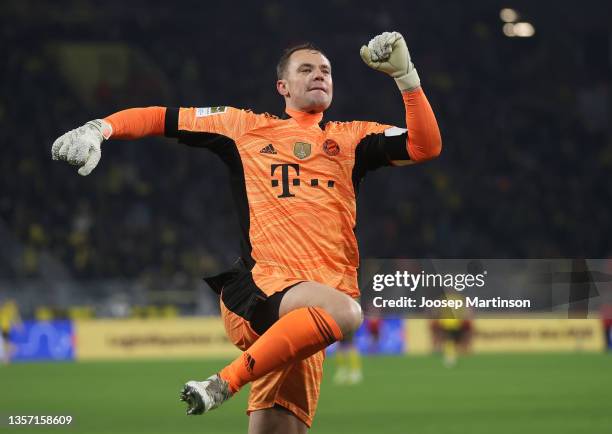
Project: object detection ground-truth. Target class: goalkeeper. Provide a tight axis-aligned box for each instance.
[52,32,441,433]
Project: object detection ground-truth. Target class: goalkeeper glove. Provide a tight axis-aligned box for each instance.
[51,119,112,176]
[360,31,421,91]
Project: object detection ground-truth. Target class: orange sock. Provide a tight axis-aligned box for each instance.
[219,307,343,393]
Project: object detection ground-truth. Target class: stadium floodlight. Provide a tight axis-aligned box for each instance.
[513,22,536,37]
[500,8,519,23]
[503,23,516,37]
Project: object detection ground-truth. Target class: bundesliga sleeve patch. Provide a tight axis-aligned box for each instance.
[195,106,227,117]
[384,126,408,136]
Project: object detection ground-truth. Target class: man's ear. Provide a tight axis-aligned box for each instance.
[276,79,290,97]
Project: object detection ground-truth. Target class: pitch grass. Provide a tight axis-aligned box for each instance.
[1,354,611,434]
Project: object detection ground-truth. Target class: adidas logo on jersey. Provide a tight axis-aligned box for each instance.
[260,144,277,154]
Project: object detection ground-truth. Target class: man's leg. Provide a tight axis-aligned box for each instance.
[219,281,361,393]
[181,281,361,414]
[248,407,308,434]
[246,348,324,433]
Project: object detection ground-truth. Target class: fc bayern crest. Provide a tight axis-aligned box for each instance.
[322,139,340,156]
[293,142,312,159]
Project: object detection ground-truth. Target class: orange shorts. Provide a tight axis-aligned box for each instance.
[220,300,324,428]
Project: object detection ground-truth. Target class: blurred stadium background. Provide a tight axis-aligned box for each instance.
[1,0,611,433]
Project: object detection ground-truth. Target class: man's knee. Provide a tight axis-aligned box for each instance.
[280,282,363,336]
[317,294,362,336]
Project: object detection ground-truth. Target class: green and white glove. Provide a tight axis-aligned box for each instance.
[51,119,112,176]
[360,31,421,91]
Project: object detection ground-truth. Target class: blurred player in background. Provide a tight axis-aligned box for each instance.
[0,299,22,365]
[51,32,441,433]
[333,316,384,383]
[333,336,362,385]
[365,316,382,353]
[431,293,472,367]
[437,317,471,367]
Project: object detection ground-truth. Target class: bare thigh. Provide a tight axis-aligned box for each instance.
[248,406,308,434]
[279,281,363,336]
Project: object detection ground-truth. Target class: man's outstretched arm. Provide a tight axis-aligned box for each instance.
[51,107,167,176]
[360,31,442,164]
[51,105,260,175]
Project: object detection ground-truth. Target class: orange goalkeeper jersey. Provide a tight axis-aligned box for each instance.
[106,88,441,298]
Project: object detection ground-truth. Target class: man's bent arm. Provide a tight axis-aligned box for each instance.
[396,87,441,164]
[360,31,442,165]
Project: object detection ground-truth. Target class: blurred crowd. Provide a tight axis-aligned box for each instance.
[1,0,611,288]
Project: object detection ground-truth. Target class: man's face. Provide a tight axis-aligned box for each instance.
[277,50,333,113]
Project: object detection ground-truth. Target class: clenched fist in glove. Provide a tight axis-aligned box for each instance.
[360,31,421,91]
[51,119,112,176]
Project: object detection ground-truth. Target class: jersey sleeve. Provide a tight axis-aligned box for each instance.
[350,121,409,176]
[164,106,263,148]
[351,87,442,179]
[104,107,166,139]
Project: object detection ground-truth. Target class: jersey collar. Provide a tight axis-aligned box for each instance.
[285,108,324,129]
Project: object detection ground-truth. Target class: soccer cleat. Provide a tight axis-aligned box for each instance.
[179,374,233,415]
